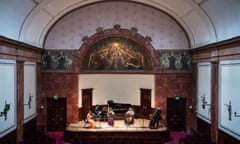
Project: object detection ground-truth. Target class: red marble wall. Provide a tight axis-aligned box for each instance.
[40,73,79,125]
[155,73,195,130]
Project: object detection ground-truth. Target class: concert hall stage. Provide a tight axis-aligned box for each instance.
[63,119,170,144]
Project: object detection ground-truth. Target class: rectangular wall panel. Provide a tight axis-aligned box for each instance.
[23,62,37,123]
[219,60,240,140]
[0,59,16,138]
[197,63,211,122]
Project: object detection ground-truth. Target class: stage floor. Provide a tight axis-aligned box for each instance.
[66,118,167,132]
[64,119,170,144]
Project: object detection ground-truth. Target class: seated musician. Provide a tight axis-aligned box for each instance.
[86,110,96,128]
[149,106,162,129]
[125,107,135,124]
[94,104,100,116]
[107,107,115,126]
[101,106,108,121]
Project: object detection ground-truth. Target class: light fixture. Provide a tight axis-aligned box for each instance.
[224,100,232,121]
[201,94,211,109]
[53,94,59,101]
[0,100,11,121]
[40,105,44,110]
[24,93,33,109]
[234,112,240,117]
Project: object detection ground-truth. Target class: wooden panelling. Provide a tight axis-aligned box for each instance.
[0,36,42,62]
[140,88,152,118]
[218,130,240,144]
[197,118,211,135]
[192,36,240,63]
[0,130,17,144]
[64,130,170,144]
[23,117,37,141]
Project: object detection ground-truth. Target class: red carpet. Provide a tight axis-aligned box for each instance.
[164,131,188,144]
[47,130,188,144]
[47,131,70,144]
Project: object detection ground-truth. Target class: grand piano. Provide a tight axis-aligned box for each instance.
[108,100,131,115]
[96,100,132,120]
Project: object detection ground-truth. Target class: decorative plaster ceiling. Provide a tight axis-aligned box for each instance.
[44,1,189,50]
[18,0,217,49]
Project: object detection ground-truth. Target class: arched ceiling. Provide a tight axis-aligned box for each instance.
[0,0,240,49]
[44,1,190,50]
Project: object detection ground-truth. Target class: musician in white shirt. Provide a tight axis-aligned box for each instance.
[125,107,135,124]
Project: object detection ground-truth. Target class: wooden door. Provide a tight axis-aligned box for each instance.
[167,97,186,131]
[47,98,66,131]
[81,88,93,119]
[140,88,151,118]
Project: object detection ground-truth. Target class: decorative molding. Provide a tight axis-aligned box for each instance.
[192,36,240,63]
[0,36,42,62]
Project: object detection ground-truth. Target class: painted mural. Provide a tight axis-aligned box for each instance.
[159,51,192,71]
[81,36,153,71]
[41,50,74,71]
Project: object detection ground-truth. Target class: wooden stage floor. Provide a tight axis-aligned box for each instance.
[66,118,167,132]
[64,119,170,144]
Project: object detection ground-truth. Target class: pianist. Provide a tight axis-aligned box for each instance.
[94,104,100,116]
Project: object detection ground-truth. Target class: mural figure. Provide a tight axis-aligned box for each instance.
[180,52,190,70]
[42,51,53,69]
[55,51,66,70]
[168,52,176,70]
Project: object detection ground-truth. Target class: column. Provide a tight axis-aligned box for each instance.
[16,60,24,143]
[211,61,219,142]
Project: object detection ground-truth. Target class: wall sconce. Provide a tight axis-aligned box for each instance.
[24,93,33,109]
[201,94,211,109]
[188,105,193,110]
[224,100,232,121]
[40,105,44,111]
[0,100,11,121]
[234,112,240,117]
[187,98,193,111]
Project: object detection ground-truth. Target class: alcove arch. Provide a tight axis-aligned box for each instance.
[74,24,161,73]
